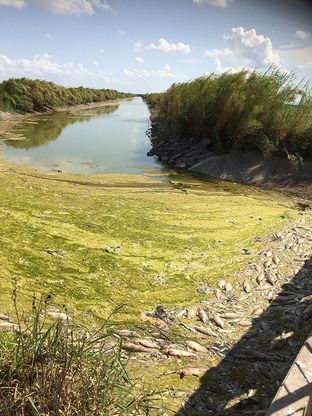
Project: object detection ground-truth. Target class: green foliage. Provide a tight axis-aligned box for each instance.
[145,69,312,161]
[0,293,157,415]
[0,78,133,114]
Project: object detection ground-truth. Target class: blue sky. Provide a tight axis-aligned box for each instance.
[0,0,311,92]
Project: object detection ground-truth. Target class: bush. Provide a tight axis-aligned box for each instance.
[0,78,133,114]
[145,69,312,161]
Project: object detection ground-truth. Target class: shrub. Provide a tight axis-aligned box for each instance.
[145,69,312,161]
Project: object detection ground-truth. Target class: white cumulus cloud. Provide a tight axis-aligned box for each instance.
[204,27,283,73]
[133,41,142,52]
[0,52,91,79]
[0,0,112,14]
[123,64,186,79]
[295,30,311,40]
[135,57,144,64]
[193,0,233,8]
[146,38,191,54]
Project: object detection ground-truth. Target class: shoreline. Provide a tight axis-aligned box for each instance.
[0,98,125,122]
[146,104,312,200]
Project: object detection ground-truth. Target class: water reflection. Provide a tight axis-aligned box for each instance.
[0,98,162,174]
[3,105,119,150]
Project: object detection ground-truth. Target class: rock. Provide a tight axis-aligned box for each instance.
[243,281,252,293]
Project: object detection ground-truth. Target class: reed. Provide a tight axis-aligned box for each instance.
[145,69,312,166]
[0,78,133,113]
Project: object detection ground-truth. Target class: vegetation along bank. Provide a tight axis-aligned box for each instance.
[0,77,133,119]
[144,69,312,195]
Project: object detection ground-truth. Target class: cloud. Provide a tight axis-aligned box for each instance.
[0,0,112,14]
[204,27,283,73]
[133,41,142,52]
[135,57,144,64]
[204,48,233,58]
[276,46,312,69]
[99,48,105,53]
[295,30,311,40]
[223,27,281,67]
[193,0,233,7]
[279,43,299,50]
[46,33,53,41]
[0,0,25,7]
[146,38,191,54]
[0,52,91,80]
[92,60,98,66]
[123,64,186,79]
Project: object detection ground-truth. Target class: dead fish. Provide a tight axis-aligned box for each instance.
[248,350,268,360]
[48,312,72,321]
[211,314,224,329]
[303,304,312,320]
[256,273,265,285]
[178,366,208,378]
[225,282,233,292]
[272,255,280,265]
[0,314,11,322]
[270,295,292,303]
[264,250,272,257]
[197,308,209,324]
[252,308,264,316]
[215,288,223,299]
[254,265,262,274]
[238,320,252,327]
[106,245,121,254]
[222,312,239,319]
[265,274,275,286]
[136,339,158,349]
[243,281,251,293]
[176,309,187,319]
[113,330,138,339]
[217,280,226,290]
[193,325,217,337]
[122,342,151,353]
[270,339,288,350]
[244,328,258,339]
[163,347,197,358]
[263,260,272,268]
[0,322,16,331]
[186,340,208,353]
[187,306,198,319]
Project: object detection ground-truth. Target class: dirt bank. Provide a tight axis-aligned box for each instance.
[0,99,122,122]
[146,106,312,200]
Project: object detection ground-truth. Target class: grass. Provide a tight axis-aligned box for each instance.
[0,78,133,114]
[0,292,158,416]
[144,69,312,167]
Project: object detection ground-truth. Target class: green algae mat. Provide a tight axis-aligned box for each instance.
[0,161,296,326]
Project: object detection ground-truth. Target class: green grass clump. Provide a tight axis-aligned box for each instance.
[144,69,312,166]
[0,78,133,113]
[0,293,157,416]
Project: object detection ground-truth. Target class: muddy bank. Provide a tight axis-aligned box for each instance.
[0,99,122,122]
[146,107,312,199]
